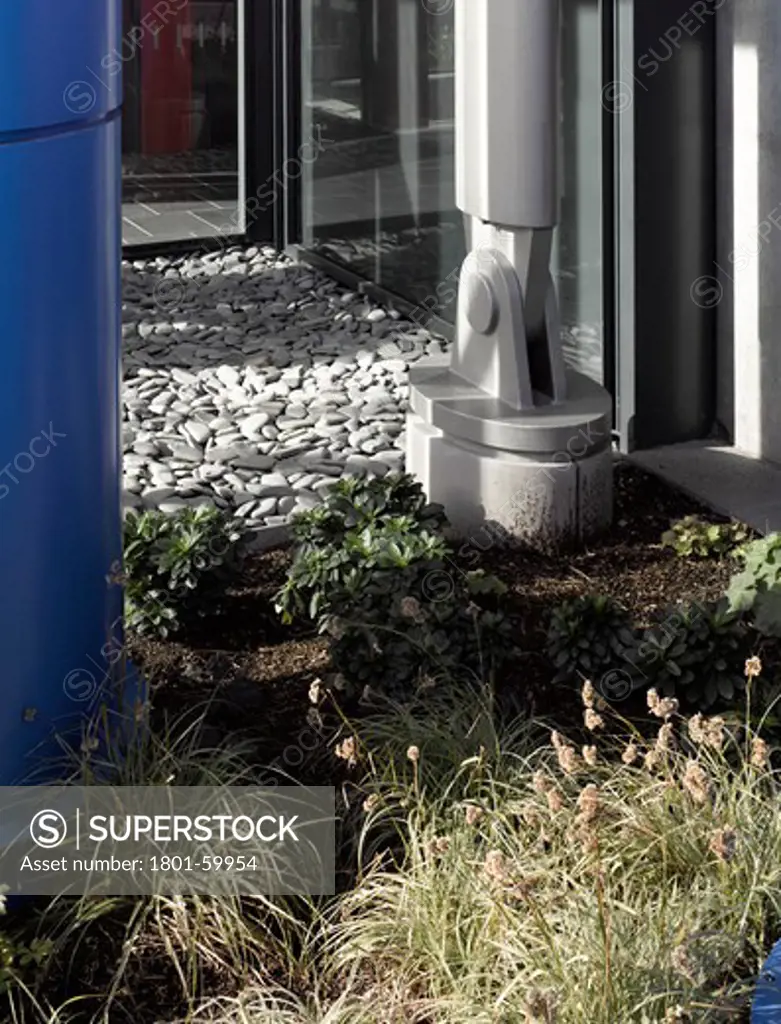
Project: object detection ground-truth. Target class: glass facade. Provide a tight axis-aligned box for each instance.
[558,0,604,381]
[300,0,461,319]
[121,0,243,245]
[300,0,605,382]
[118,0,606,384]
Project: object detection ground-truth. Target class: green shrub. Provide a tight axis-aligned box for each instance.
[637,599,747,708]
[0,893,52,998]
[727,532,781,637]
[662,515,750,559]
[546,595,636,683]
[124,506,244,638]
[276,475,510,698]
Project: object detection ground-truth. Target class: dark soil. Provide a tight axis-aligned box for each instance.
[479,459,746,723]
[128,545,331,769]
[128,460,748,755]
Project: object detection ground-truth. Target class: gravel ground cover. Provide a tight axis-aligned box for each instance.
[122,244,448,543]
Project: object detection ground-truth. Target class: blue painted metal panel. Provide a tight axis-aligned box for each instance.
[0,1,122,135]
[0,1,124,781]
[753,939,781,1021]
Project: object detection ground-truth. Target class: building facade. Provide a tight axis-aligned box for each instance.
[125,0,763,478]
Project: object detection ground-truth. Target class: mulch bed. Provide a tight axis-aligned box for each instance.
[129,459,745,756]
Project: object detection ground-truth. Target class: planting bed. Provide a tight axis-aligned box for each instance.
[8,459,774,1024]
[130,461,740,752]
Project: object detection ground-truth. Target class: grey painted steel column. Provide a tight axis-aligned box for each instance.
[406,0,613,549]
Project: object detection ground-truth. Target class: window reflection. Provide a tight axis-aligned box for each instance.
[301,0,460,317]
[122,0,242,245]
[302,0,604,380]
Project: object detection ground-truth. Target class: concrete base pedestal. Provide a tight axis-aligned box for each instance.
[406,412,613,548]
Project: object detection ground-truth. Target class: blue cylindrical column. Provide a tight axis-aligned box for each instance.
[753,938,781,1020]
[0,2,123,781]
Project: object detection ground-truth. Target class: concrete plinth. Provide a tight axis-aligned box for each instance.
[407,361,613,548]
[407,411,613,549]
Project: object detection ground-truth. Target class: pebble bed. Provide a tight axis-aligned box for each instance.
[122,245,449,543]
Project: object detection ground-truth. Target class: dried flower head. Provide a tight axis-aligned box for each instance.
[709,826,738,863]
[671,943,698,984]
[577,823,600,855]
[751,736,769,770]
[524,988,558,1023]
[582,680,596,709]
[334,735,358,767]
[555,742,581,776]
[582,745,598,767]
[745,655,763,679]
[644,747,662,773]
[688,713,706,745]
[663,1005,692,1023]
[576,784,601,825]
[406,745,420,764]
[308,678,323,705]
[533,770,553,795]
[521,805,544,830]
[551,731,581,772]
[690,713,725,751]
[424,835,451,859]
[622,741,640,766]
[483,849,511,885]
[704,716,725,752]
[655,721,676,754]
[546,789,564,813]
[648,688,679,719]
[509,874,542,902]
[399,596,422,620]
[682,760,711,804]
[465,805,484,827]
[363,793,380,814]
[584,708,605,732]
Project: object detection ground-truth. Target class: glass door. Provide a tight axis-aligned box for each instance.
[299,0,460,318]
[297,0,607,383]
[121,0,245,245]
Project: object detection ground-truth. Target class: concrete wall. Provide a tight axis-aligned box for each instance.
[717,1,781,463]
